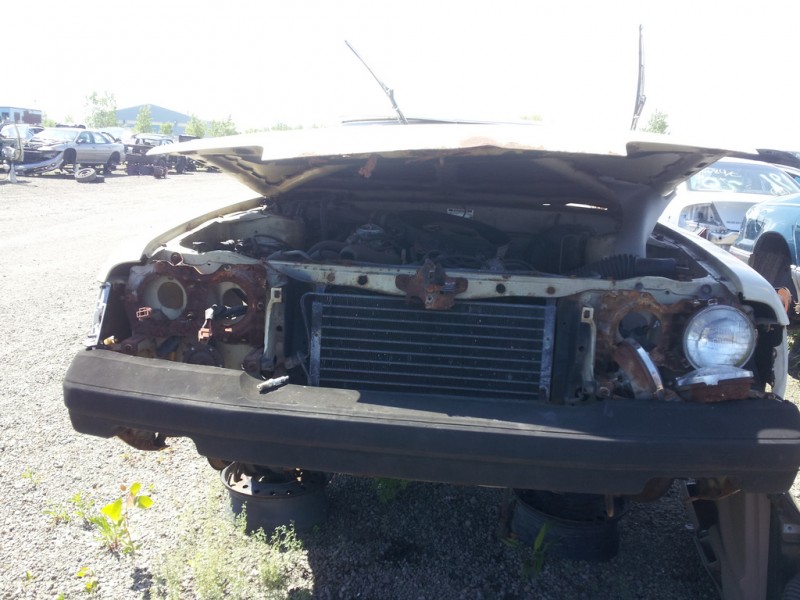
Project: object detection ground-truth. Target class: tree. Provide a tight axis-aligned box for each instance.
[41,113,57,127]
[185,114,206,138]
[642,110,669,134]
[85,92,118,128]
[134,105,153,133]
[160,122,174,135]
[209,116,238,137]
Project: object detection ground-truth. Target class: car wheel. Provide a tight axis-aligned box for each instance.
[751,244,798,319]
[60,150,77,173]
[75,167,97,183]
[104,158,117,175]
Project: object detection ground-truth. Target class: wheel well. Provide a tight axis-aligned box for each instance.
[63,148,76,161]
[109,152,120,163]
[752,233,792,267]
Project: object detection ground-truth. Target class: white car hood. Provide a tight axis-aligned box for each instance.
[149,123,735,198]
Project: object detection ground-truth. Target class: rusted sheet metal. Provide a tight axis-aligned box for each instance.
[125,260,267,345]
[395,259,468,309]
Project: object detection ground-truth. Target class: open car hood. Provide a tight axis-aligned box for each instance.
[148,123,738,199]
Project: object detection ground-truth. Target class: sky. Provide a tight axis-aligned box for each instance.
[6,0,800,148]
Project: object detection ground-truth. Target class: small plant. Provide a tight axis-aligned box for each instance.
[374,478,411,503]
[89,482,153,554]
[69,491,97,525]
[520,522,552,579]
[21,467,41,485]
[153,483,310,599]
[76,566,98,594]
[43,501,71,525]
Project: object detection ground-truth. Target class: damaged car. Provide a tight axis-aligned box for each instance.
[63,124,800,593]
[16,127,125,175]
[659,157,800,248]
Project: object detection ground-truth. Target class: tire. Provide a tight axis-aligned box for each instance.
[75,167,97,183]
[60,149,77,173]
[104,155,118,175]
[751,244,798,320]
[152,165,167,179]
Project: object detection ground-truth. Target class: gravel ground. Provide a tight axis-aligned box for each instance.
[0,167,787,599]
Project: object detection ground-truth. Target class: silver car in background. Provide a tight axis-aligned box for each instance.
[16,127,125,175]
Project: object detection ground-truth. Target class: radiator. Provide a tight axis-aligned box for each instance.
[305,292,555,401]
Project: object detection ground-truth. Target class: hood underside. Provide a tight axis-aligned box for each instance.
[148,124,734,200]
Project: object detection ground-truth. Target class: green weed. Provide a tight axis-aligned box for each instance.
[76,566,98,594]
[374,478,411,503]
[21,467,41,485]
[89,482,153,555]
[153,484,308,599]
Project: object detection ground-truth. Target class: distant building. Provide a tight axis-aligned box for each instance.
[116,104,194,134]
[0,106,43,125]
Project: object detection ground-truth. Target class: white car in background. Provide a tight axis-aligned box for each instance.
[659,158,800,247]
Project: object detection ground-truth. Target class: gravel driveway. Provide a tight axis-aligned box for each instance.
[0,169,751,599]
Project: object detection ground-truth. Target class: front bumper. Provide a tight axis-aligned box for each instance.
[63,349,800,495]
[15,151,64,174]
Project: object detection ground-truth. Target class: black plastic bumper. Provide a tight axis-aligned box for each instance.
[63,349,800,495]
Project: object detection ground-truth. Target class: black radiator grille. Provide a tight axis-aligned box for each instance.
[305,292,555,401]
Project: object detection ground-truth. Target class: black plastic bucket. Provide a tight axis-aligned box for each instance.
[510,489,629,561]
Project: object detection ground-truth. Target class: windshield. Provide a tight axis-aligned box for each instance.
[687,161,800,196]
[30,129,80,143]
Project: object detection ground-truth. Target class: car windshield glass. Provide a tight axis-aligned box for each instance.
[31,129,78,142]
[687,161,800,195]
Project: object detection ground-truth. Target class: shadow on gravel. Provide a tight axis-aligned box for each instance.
[295,475,718,600]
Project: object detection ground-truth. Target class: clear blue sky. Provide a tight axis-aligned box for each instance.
[7,0,800,148]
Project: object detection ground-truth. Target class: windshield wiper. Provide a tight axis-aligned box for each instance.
[345,40,408,125]
[630,24,646,131]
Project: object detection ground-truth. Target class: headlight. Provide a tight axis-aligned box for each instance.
[683,305,755,368]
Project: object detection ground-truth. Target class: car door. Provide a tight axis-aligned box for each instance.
[75,130,97,164]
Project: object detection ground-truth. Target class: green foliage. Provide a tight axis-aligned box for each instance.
[21,467,41,485]
[85,92,118,128]
[75,567,98,594]
[160,122,174,135]
[642,109,669,134]
[41,113,57,127]
[502,522,553,580]
[374,478,410,503]
[185,113,207,138]
[134,105,154,134]
[520,114,544,122]
[153,485,308,599]
[520,522,552,579]
[89,482,153,555]
[43,491,96,526]
[209,116,238,137]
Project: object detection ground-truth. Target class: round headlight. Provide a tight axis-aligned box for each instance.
[683,305,756,369]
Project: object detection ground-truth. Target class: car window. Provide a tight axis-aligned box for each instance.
[688,161,800,195]
[93,132,111,144]
[78,132,93,144]
[743,217,763,241]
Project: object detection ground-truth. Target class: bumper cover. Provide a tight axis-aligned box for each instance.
[63,349,800,494]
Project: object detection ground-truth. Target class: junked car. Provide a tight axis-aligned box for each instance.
[659,157,800,248]
[63,124,800,594]
[15,127,125,175]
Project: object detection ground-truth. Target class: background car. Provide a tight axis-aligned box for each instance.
[16,127,125,175]
[659,157,800,248]
[730,191,800,321]
[124,132,189,174]
[0,123,44,140]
